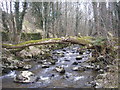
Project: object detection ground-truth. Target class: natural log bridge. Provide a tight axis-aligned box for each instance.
[2,36,105,49]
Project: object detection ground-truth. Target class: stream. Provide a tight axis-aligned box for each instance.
[1,45,98,88]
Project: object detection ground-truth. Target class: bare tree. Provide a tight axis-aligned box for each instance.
[1,1,28,44]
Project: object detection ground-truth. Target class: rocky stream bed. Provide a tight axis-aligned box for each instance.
[1,45,118,88]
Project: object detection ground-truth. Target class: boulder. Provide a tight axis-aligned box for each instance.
[76,55,83,60]
[72,66,85,71]
[49,60,56,65]
[23,59,32,62]
[19,46,41,58]
[23,65,32,70]
[59,53,64,57]
[96,73,107,79]
[42,64,49,68]
[16,62,25,68]
[81,64,95,69]
[72,62,78,65]
[55,66,65,73]
[14,71,38,83]
[42,61,51,65]
[7,64,18,69]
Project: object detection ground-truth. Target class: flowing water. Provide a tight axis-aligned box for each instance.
[1,45,98,88]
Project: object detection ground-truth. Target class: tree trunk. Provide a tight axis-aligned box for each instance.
[92,2,99,36]
[2,36,93,49]
[75,2,79,36]
[51,2,55,38]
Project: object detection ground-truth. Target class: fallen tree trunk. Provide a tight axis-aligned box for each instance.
[2,36,98,49]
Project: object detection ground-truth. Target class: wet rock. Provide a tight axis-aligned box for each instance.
[23,59,32,62]
[95,85,103,88]
[62,49,66,52]
[23,65,32,70]
[59,53,64,57]
[96,73,107,79]
[94,80,104,88]
[42,64,49,68]
[98,69,104,73]
[50,60,56,65]
[72,66,85,71]
[2,68,11,74]
[55,66,65,73]
[79,51,83,55]
[19,46,41,58]
[95,65,101,71]
[63,72,73,79]
[40,76,50,81]
[38,60,46,64]
[2,57,12,65]
[37,60,43,64]
[76,55,83,60]
[16,62,25,68]
[77,48,85,53]
[2,59,25,70]
[8,65,18,69]
[2,57,8,61]
[38,60,48,64]
[72,62,78,65]
[97,56,106,63]
[96,75,103,80]
[14,71,38,83]
[71,50,75,53]
[74,76,84,81]
[42,61,51,65]
[84,65,94,69]
[78,50,85,55]
[52,52,56,54]
[51,74,55,77]
[56,51,63,54]
[56,51,65,57]
[64,59,70,62]
[89,81,98,87]
[84,50,91,54]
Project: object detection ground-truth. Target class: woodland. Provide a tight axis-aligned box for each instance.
[0,0,119,88]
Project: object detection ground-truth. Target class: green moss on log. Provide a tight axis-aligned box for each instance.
[2,38,62,49]
[2,36,106,49]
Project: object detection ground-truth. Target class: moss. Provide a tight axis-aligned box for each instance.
[2,36,107,49]
[76,37,93,45]
[3,38,61,47]
[91,37,106,46]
